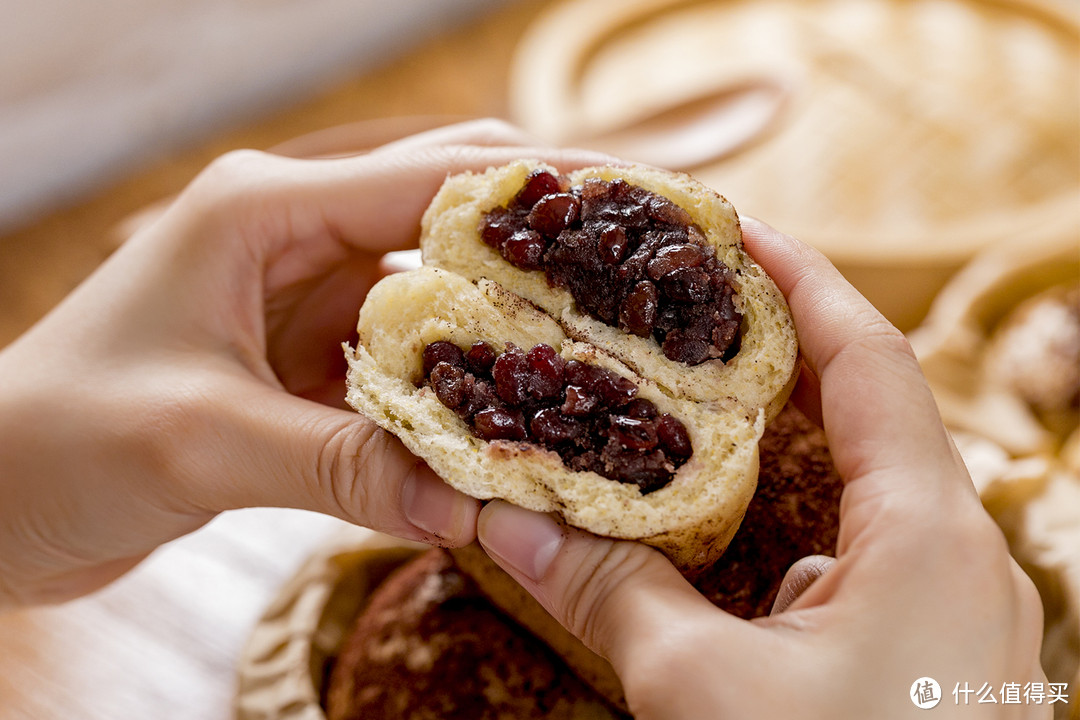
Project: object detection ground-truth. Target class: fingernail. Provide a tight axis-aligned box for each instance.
[478,500,565,582]
[401,465,470,543]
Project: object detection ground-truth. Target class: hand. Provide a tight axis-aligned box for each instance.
[0,120,616,607]
[477,218,1049,718]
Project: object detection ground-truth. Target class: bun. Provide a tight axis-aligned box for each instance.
[325,548,623,720]
[345,162,797,576]
[692,402,843,616]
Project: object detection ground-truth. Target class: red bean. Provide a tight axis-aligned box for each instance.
[465,341,497,373]
[646,243,705,280]
[420,341,693,492]
[478,175,743,366]
[657,413,692,458]
[619,280,659,337]
[430,362,466,408]
[422,341,464,375]
[514,170,562,210]
[562,385,599,416]
[598,225,629,264]
[609,415,659,450]
[492,344,530,405]
[474,407,528,441]
[527,193,580,238]
[525,343,565,400]
[501,229,546,270]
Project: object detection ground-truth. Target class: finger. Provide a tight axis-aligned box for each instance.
[184,143,622,263]
[770,555,835,614]
[476,501,745,673]
[367,118,548,155]
[174,374,481,547]
[312,143,623,252]
[789,359,823,428]
[739,217,971,507]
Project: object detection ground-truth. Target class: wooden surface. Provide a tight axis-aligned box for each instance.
[0,3,546,719]
[0,0,543,348]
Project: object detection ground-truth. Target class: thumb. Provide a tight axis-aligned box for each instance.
[476,500,733,674]
[770,555,835,614]
[177,379,480,546]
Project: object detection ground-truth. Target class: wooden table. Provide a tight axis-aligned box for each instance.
[0,3,547,718]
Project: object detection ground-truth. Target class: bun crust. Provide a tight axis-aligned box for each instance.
[346,162,798,576]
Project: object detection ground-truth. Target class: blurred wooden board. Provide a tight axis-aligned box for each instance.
[509,0,1080,329]
[0,0,547,349]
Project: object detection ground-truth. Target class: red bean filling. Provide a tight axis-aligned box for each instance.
[421,340,692,494]
[480,170,742,366]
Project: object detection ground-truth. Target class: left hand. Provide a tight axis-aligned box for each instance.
[0,119,616,607]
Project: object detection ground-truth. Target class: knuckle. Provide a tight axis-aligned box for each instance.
[1012,565,1046,649]
[98,382,224,516]
[931,506,1032,598]
[865,322,917,362]
[126,388,215,486]
[951,503,1009,555]
[840,321,915,369]
[125,391,199,472]
[560,541,652,651]
[199,148,275,188]
[462,117,527,141]
[183,149,282,221]
[314,421,379,523]
[433,142,480,172]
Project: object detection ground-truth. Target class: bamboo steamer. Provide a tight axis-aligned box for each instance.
[909,231,1079,707]
[509,0,1080,330]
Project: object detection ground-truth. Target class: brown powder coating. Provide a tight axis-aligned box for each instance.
[421,340,692,494]
[480,170,743,366]
[325,549,626,720]
[692,403,843,618]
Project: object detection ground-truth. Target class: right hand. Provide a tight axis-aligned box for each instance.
[477,218,1049,718]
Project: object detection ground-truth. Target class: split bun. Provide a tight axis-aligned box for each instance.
[345,161,797,576]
